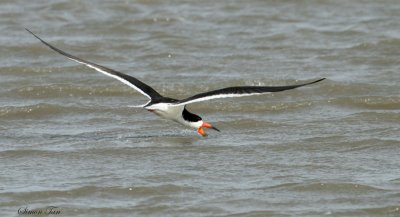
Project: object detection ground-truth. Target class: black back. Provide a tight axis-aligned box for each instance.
[182,107,202,122]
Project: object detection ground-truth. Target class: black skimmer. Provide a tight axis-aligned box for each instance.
[26,29,325,137]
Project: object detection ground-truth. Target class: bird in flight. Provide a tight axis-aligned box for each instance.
[26,29,325,137]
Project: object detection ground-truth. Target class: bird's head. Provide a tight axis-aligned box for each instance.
[197,121,220,137]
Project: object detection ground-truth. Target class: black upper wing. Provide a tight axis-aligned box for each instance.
[173,78,325,106]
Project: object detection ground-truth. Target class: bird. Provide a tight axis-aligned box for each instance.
[26,28,325,137]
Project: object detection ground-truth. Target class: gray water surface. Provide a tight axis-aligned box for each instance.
[1,0,400,216]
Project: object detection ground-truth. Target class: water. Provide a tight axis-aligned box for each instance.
[1,0,400,216]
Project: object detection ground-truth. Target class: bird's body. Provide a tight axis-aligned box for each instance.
[150,104,202,128]
[144,97,212,134]
[26,29,325,137]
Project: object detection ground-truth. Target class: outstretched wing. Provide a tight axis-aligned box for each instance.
[172,78,325,106]
[26,28,162,100]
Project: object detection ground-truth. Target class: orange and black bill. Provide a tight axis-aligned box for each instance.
[197,122,220,137]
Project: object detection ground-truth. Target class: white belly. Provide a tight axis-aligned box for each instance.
[148,103,184,121]
[157,105,184,120]
[146,103,202,129]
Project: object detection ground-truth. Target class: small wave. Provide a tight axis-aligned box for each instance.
[0,103,92,119]
[350,38,400,51]
[1,184,196,201]
[120,16,183,27]
[0,66,61,76]
[334,96,400,110]
[10,84,139,98]
[343,112,400,123]
[284,182,387,193]
[347,205,400,216]
[318,80,382,96]
[296,27,366,37]
[0,149,64,158]
[329,138,400,153]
